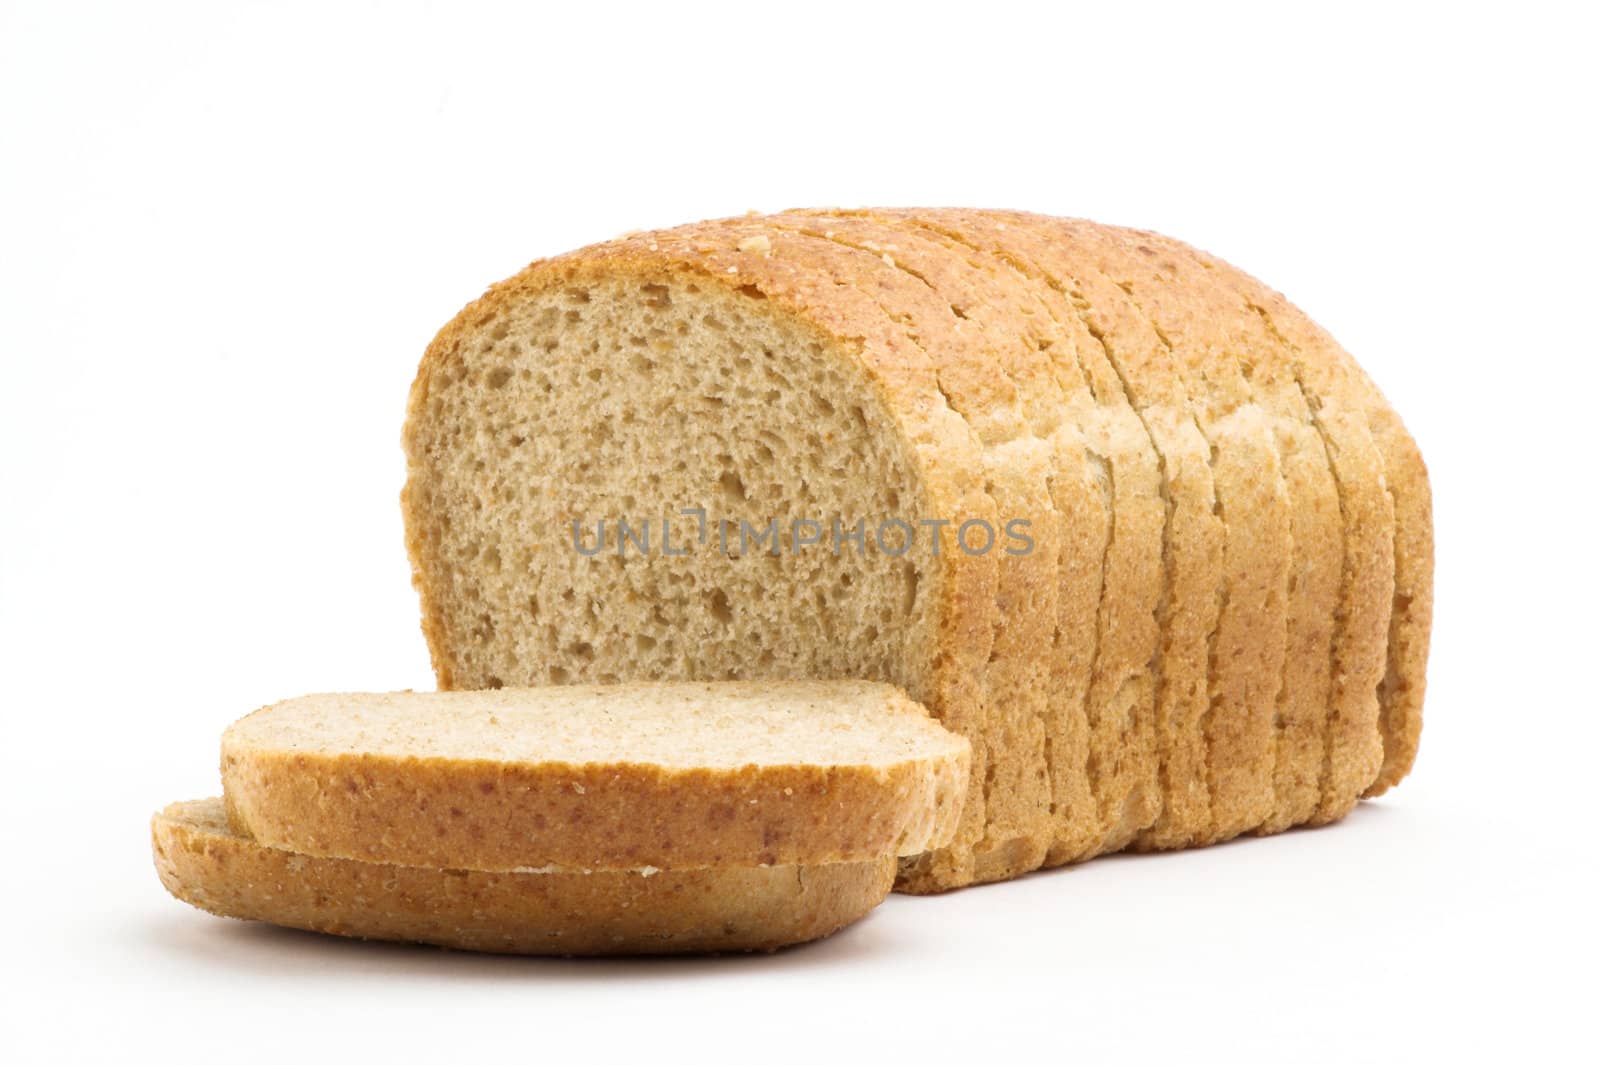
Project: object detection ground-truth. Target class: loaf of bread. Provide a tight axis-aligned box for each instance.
[402,209,1433,892]
[221,681,969,870]
[154,799,896,955]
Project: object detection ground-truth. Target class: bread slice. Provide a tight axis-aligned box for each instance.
[1160,241,1398,821]
[221,681,969,872]
[1047,216,1296,846]
[1192,254,1431,798]
[154,799,894,955]
[888,210,1170,863]
[972,212,1241,850]
[1357,395,1432,796]
[1103,232,1344,835]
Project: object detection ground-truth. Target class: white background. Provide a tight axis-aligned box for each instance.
[3,1,1595,1061]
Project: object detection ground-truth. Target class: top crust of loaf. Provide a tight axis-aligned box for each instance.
[222,681,971,872]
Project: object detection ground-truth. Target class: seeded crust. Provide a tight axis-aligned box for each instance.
[1103,234,1344,834]
[154,799,894,955]
[406,221,1002,890]
[221,683,970,872]
[1049,218,1293,846]
[904,211,1173,860]
[1140,238,1397,820]
[768,210,1067,882]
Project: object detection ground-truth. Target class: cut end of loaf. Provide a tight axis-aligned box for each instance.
[403,263,937,699]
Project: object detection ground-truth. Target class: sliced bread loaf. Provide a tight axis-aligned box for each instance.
[154,799,894,955]
[401,209,1430,889]
[221,681,969,871]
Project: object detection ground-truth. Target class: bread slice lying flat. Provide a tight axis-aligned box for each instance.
[154,800,894,955]
[221,680,969,872]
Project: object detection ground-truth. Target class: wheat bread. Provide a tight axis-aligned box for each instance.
[221,681,969,871]
[154,799,894,955]
[404,222,1000,890]
[1047,217,1295,845]
[1175,252,1431,797]
[402,210,1425,883]
[765,210,1065,882]
[696,217,1050,887]
[813,209,1115,870]
[596,218,1012,890]
[1145,238,1398,820]
[898,211,1180,859]
[1101,232,1345,834]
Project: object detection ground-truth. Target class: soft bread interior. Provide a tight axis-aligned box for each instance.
[404,273,936,699]
[223,681,966,769]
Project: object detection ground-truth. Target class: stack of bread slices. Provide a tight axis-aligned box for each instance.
[402,208,1433,894]
[154,681,969,954]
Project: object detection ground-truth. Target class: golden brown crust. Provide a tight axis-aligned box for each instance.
[1044,217,1292,846]
[768,209,1067,883]
[221,693,970,872]
[865,213,1110,867]
[903,211,1171,861]
[1102,234,1344,834]
[154,799,893,955]
[1359,397,1431,795]
[1153,241,1397,820]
